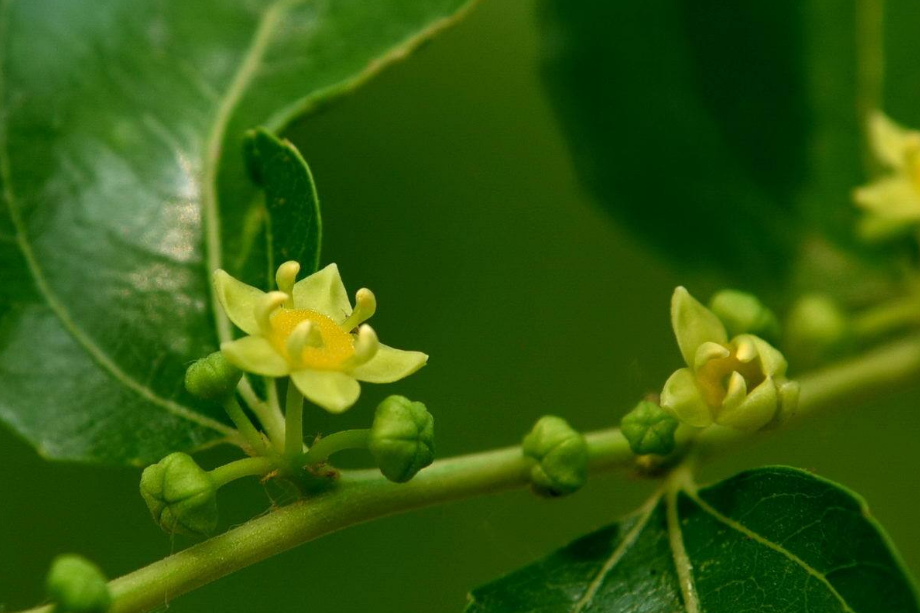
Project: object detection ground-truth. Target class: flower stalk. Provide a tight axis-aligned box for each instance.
[221,397,271,457]
[208,457,275,488]
[297,429,370,466]
[284,383,305,459]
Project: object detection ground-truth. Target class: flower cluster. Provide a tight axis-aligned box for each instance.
[214,262,427,413]
[660,287,798,432]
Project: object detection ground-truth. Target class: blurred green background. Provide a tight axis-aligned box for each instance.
[2,0,920,611]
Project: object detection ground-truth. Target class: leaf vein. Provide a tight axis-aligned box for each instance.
[201,0,305,344]
[570,494,660,612]
[667,487,702,613]
[686,490,856,613]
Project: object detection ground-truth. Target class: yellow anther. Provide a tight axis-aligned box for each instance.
[735,337,757,363]
[275,261,300,306]
[342,288,377,331]
[351,324,380,366]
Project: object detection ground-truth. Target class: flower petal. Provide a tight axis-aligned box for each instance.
[350,344,428,383]
[660,368,712,428]
[290,369,360,414]
[716,377,777,432]
[671,287,727,368]
[736,334,787,378]
[220,337,289,377]
[868,110,920,170]
[213,270,265,336]
[694,341,730,372]
[777,380,800,424]
[291,263,352,323]
[853,177,920,220]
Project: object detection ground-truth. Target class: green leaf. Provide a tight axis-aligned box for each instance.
[243,128,321,284]
[466,466,920,612]
[0,0,473,465]
[538,0,920,287]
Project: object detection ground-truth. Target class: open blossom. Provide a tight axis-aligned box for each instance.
[660,287,798,432]
[213,262,427,413]
[853,111,920,233]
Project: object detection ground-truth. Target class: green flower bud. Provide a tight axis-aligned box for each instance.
[708,289,780,342]
[522,416,588,497]
[140,452,218,536]
[785,294,850,365]
[620,401,679,456]
[46,554,111,613]
[185,351,241,401]
[368,395,435,483]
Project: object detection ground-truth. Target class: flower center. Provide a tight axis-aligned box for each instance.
[695,345,765,408]
[267,308,355,370]
[903,140,920,192]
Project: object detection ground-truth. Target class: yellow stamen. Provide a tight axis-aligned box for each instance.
[255,292,288,336]
[350,324,380,366]
[695,343,764,409]
[275,261,300,306]
[342,288,376,331]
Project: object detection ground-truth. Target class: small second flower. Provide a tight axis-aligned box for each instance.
[660,287,798,432]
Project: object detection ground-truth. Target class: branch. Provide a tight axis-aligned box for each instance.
[20,335,920,613]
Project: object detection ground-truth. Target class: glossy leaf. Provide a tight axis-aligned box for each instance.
[0,0,472,465]
[466,466,919,612]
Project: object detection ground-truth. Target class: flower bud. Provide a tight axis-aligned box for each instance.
[708,289,779,342]
[522,416,588,497]
[784,294,851,366]
[368,395,435,483]
[185,351,242,401]
[783,294,854,368]
[46,554,111,613]
[140,452,218,536]
[620,401,679,456]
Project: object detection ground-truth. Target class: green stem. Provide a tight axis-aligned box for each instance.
[238,378,285,450]
[797,334,920,413]
[209,457,274,488]
[18,335,920,613]
[298,429,370,466]
[851,297,920,340]
[284,381,304,459]
[221,397,270,456]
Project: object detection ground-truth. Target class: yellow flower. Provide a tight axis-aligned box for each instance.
[660,287,798,432]
[853,111,920,234]
[213,262,427,413]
